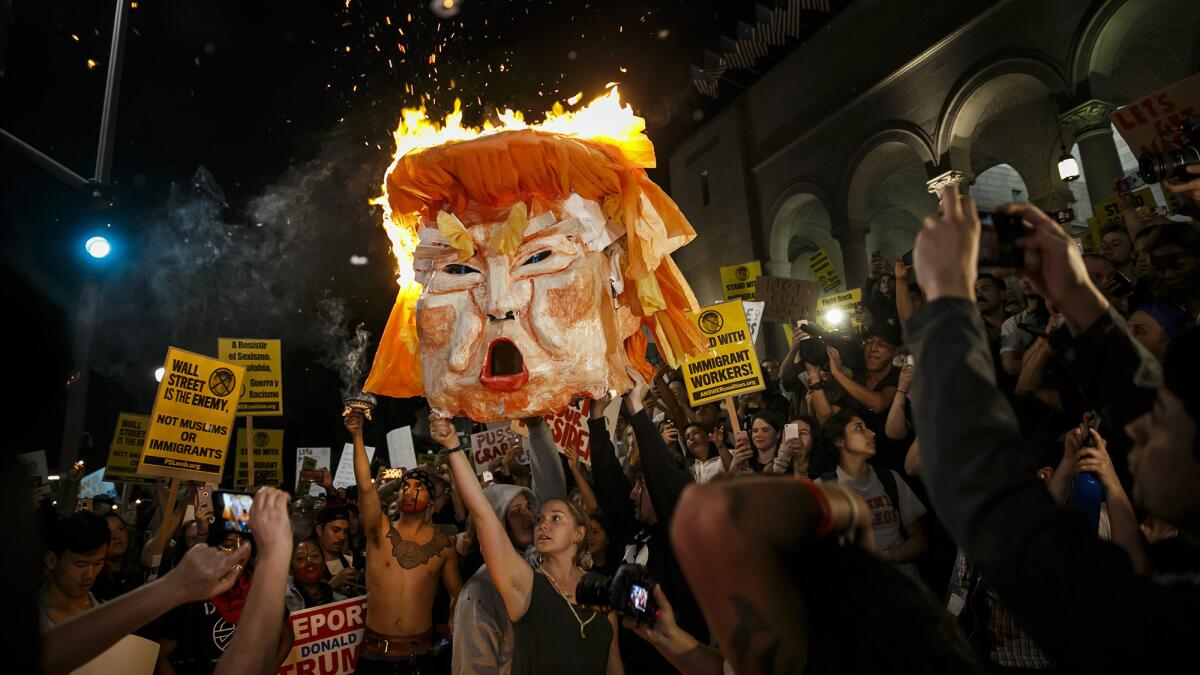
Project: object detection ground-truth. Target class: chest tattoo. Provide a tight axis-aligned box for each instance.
[386,526,452,569]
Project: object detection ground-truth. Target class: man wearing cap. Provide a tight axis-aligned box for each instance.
[811,321,906,472]
[313,505,361,597]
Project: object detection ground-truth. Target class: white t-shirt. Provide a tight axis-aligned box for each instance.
[1000,310,1042,355]
[691,456,725,484]
[819,466,927,577]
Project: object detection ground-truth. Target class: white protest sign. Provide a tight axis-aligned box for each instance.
[386,426,417,470]
[743,301,765,345]
[333,443,374,489]
[277,596,367,675]
[72,633,159,674]
[18,450,51,496]
[295,447,331,497]
[78,468,117,499]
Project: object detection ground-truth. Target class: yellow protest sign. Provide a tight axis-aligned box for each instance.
[234,428,284,488]
[138,347,243,482]
[1092,188,1157,228]
[217,338,283,416]
[807,249,842,292]
[105,413,154,484]
[817,288,864,330]
[719,261,762,301]
[681,300,765,406]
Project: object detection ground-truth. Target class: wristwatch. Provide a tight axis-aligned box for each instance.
[808,381,825,392]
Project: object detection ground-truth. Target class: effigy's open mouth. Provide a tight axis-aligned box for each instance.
[480,338,529,391]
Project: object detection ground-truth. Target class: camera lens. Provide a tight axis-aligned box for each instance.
[1140,147,1200,184]
[575,572,614,612]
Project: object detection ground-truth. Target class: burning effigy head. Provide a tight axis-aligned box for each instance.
[363,89,704,422]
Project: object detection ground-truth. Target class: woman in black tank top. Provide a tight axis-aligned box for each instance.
[437,416,622,674]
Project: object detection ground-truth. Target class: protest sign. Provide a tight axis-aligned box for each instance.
[217,338,283,416]
[1110,72,1200,158]
[743,301,764,345]
[138,347,243,483]
[332,443,374,489]
[73,634,159,675]
[470,428,523,475]
[512,399,592,464]
[19,449,51,495]
[817,288,864,329]
[105,413,153,484]
[807,249,842,292]
[680,300,766,406]
[719,261,762,301]
[295,447,331,497]
[278,596,367,675]
[79,468,117,499]
[233,428,284,488]
[754,276,821,324]
[386,426,417,470]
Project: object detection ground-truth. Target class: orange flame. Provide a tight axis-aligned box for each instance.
[370,87,650,288]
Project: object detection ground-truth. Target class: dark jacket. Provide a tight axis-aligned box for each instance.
[910,298,1194,675]
[589,412,709,674]
[1052,307,1159,490]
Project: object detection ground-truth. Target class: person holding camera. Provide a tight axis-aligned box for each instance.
[805,321,909,474]
[909,183,1200,673]
[436,414,623,675]
[584,376,709,674]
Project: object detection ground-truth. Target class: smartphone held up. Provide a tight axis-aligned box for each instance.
[977,211,1025,269]
[215,490,254,534]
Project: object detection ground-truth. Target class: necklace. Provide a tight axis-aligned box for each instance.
[540,567,596,639]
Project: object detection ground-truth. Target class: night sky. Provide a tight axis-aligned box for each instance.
[0,0,828,476]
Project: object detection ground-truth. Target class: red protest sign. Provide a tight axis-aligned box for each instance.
[278,596,367,675]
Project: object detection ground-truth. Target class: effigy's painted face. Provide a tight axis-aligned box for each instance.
[416,207,618,422]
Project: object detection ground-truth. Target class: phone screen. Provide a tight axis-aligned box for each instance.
[630,584,649,614]
[216,491,254,533]
[978,212,1025,268]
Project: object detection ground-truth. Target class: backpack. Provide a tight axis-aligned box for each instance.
[821,467,903,530]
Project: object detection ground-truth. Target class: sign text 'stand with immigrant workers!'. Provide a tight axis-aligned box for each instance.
[138,347,244,483]
[681,300,766,406]
[719,261,762,301]
[234,428,285,488]
[105,412,154,484]
[217,338,283,416]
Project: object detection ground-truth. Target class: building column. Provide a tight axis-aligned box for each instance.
[1059,99,1122,207]
[840,221,868,288]
[766,259,792,277]
[926,169,973,198]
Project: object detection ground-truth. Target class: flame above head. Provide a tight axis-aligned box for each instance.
[371,87,652,286]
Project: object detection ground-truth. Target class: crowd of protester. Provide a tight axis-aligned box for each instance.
[12,167,1200,674]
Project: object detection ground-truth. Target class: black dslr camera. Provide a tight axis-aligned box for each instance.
[796,322,864,372]
[575,564,657,625]
[1138,115,1199,184]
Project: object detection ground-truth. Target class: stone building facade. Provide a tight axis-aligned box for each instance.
[669,0,1200,309]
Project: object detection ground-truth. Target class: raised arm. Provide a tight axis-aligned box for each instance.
[624,380,693,526]
[344,413,383,537]
[215,488,293,675]
[432,414,533,622]
[587,398,637,550]
[894,260,916,324]
[885,365,913,440]
[910,187,1191,673]
[526,417,567,503]
[827,347,896,414]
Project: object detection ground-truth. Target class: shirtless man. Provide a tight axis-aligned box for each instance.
[345,411,463,674]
